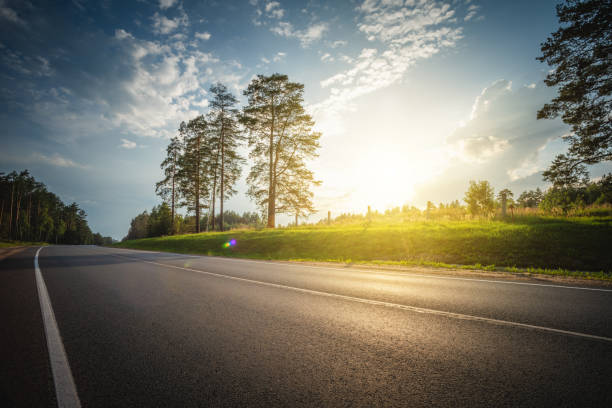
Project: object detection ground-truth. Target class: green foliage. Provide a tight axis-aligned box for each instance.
[242,73,321,227]
[0,170,106,244]
[155,135,182,234]
[177,116,213,232]
[537,0,612,186]
[517,188,544,208]
[115,216,612,274]
[464,180,495,217]
[207,82,245,231]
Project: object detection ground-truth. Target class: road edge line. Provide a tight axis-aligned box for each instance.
[34,247,81,408]
[111,252,612,344]
[107,247,612,292]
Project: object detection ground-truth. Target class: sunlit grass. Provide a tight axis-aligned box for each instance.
[114,215,611,280]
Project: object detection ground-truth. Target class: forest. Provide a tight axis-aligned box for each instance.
[0,170,112,245]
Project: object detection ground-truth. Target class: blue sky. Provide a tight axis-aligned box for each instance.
[1,0,610,239]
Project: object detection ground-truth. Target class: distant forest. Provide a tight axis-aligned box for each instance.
[0,170,112,245]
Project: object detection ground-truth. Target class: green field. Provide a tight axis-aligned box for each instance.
[114,216,612,280]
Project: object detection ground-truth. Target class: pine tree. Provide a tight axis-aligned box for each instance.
[208,83,245,231]
[155,136,183,234]
[177,116,212,233]
[242,74,321,228]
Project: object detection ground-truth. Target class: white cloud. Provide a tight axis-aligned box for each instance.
[119,138,137,149]
[33,153,89,169]
[270,21,328,47]
[265,1,284,19]
[273,51,286,62]
[330,40,347,48]
[313,0,464,124]
[464,4,479,21]
[320,53,334,63]
[115,28,133,40]
[195,31,211,40]
[270,21,293,37]
[159,0,178,10]
[0,1,26,26]
[152,12,187,35]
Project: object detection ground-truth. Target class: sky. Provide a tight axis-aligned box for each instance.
[1,0,610,239]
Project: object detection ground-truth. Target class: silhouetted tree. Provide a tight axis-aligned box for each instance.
[537,0,611,186]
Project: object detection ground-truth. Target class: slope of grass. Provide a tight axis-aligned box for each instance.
[114,216,612,279]
[0,240,48,248]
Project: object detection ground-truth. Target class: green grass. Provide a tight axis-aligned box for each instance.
[114,216,612,280]
[0,240,48,248]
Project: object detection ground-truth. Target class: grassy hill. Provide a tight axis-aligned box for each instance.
[114,216,612,279]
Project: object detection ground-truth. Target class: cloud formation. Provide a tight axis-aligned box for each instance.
[32,153,89,169]
[119,138,137,149]
[312,0,471,130]
[412,80,569,204]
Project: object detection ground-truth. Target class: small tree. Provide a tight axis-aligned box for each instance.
[497,188,514,217]
[464,180,495,217]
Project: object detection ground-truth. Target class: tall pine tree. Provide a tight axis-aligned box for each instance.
[177,116,212,233]
[242,74,321,228]
[208,83,245,231]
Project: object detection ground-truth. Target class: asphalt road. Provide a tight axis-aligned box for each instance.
[2,245,612,407]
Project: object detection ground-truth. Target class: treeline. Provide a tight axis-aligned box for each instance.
[128,74,321,239]
[326,175,612,225]
[123,203,263,240]
[0,170,111,244]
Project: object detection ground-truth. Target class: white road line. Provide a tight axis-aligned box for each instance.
[112,252,612,343]
[107,247,612,293]
[34,247,81,408]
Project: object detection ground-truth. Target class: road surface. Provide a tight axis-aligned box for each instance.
[1,245,611,407]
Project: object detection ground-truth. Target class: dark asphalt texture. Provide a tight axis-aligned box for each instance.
[0,247,56,408]
[3,245,612,407]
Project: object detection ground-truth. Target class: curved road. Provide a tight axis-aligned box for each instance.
[1,245,611,407]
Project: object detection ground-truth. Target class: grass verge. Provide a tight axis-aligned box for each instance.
[0,240,48,248]
[114,217,612,281]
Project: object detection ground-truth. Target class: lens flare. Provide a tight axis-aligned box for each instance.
[223,239,237,248]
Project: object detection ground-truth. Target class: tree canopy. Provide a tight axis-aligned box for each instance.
[242,74,321,228]
[537,0,611,186]
[0,170,109,244]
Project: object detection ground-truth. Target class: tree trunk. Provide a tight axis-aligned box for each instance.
[210,148,219,231]
[195,134,201,233]
[15,191,21,240]
[8,182,14,239]
[0,200,4,235]
[171,154,176,234]
[220,110,225,232]
[295,213,298,226]
[26,194,31,241]
[267,111,276,228]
